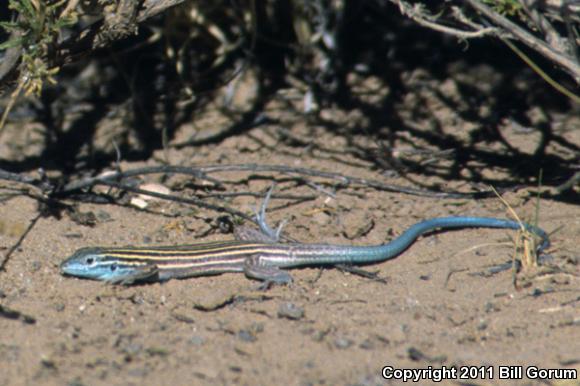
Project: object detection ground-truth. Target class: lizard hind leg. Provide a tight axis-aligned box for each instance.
[243,254,293,285]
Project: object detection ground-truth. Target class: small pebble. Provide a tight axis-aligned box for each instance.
[277,302,305,320]
[237,330,257,342]
[334,337,353,349]
[477,319,488,331]
[189,336,205,346]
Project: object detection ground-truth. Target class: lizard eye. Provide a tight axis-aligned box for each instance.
[110,263,118,272]
[85,257,94,265]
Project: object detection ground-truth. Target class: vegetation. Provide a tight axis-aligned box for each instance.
[0,1,577,171]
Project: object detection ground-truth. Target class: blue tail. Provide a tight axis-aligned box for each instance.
[321,217,550,264]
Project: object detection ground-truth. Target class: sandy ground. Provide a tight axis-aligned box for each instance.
[1,65,579,386]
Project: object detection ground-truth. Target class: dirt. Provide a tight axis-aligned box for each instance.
[1,63,579,386]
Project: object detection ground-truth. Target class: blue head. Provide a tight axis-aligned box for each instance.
[60,247,144,283]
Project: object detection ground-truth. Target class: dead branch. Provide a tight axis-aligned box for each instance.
[0,0,188,88]
[464,0,580,84]
[56,163,489,199]
[388,0,580,85]
[392,1,499,39]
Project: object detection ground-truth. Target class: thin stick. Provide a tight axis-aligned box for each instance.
[198,164,487,198]
[94,180,256,223]
[58,165,223,193]
[56,163,486,198]
[0,213,42,272]
[502,38,580,104]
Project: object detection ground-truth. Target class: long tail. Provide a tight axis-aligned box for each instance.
[342,216,550,264]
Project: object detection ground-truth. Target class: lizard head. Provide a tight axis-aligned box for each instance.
[60,247,146,284]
